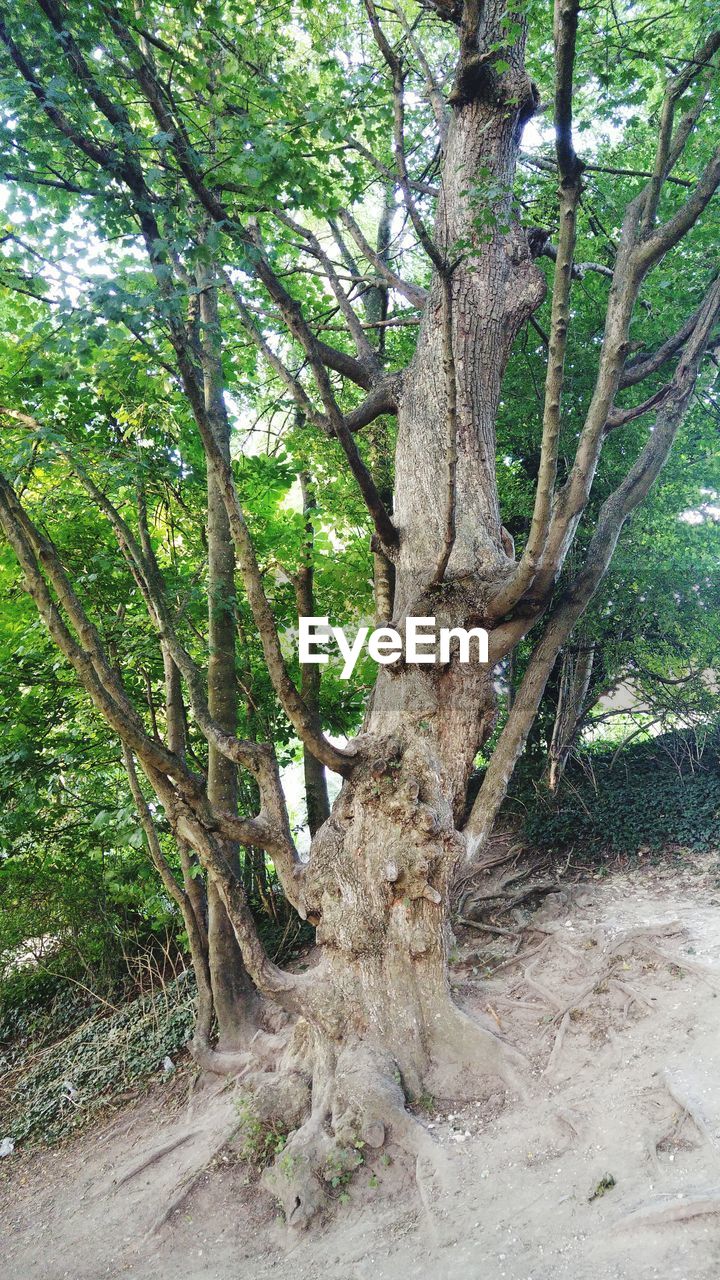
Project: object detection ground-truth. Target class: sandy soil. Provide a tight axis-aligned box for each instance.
[3,856,720,1280]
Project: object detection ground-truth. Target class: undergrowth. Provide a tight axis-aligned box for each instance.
[234,1094,289,1168]
[520,724,720,858]
[1,971,195,1147]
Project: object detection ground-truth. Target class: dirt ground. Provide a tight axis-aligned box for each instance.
[3,855,720,1280]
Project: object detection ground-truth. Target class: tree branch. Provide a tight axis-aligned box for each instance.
[641,28,720,233]
[638,143,720,270]
[532,234,613,279]
[0,407,305,882]
[347,137,439,197]
[620,303,707,387]
[345,375,403,432]
[0,471,196,792]
[274,211,382,376]
[489,0,582,619]
[364,0,445,270]
[1,15,393,751]
[604,383,673,432]
[522,152,694,188]
[466,273,720,860]
[337,208,429,308]
[390,0,450,148]
[529,112,720,602]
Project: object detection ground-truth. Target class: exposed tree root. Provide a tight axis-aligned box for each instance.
[621,1189,720,1226]
[609,978,654,1015]
[486,935,554,977]
[191,1022,290,1078]
[113,1131,200,1188]
[458,871,558,924]
[456,917,519,936]
[635,944,720,994]
[522,960,566,1011]
[492,995,547,1013]
[454,840,559,919]
[261,1043,430,1230]
[122,913,717,1244]
[550,962,620,1024]
[556,1107,584,1140]
[544,1011,571,1076]
[191,1043,253,1077]
[150,1164,216,1234]
[144,1119,245,1235]
[606,922,683,953]
[514,923,690,1027]
[251,1000,528,1230]
[424,1005,528,1102]
[662,1069,718,1151]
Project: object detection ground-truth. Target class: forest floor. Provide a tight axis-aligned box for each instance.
[3,852,720,1280]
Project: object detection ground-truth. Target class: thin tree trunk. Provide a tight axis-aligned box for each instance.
[296,473,331,836]
[200,275,260,1050]
[547,643,595,790]
[364,191,396,623]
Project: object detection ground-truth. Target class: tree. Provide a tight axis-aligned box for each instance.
[517,441,720,792]
[0,0,718,1224]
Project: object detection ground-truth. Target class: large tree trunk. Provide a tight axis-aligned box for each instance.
[264,671,520,1226]
[260,18,543,1225]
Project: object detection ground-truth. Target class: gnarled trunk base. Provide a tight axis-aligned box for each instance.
[240,731,525,1227]
[252,987,524,1228]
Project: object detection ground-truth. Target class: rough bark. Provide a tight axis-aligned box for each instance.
[250,2,543,1223]
[393,57,543,602]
